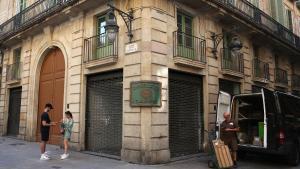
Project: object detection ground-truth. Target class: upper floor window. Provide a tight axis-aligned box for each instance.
[13,48,21,63]
[97,15,106,35]
[284,8,293,31]
[249,0,259,8]
[270,0,285,25]
[177,12,193,47]
[253,44,259,57]
[16,0,26,14]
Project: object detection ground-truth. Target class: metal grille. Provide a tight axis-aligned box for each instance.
[7,87,22,136]
[85,70,123,156]
[169,71,203,158]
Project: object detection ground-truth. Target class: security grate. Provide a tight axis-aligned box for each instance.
[169,70,203,158]
[7,87,22,136]
[85,70,123,156]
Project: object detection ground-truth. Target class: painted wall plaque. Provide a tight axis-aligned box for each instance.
[130,81,161,107]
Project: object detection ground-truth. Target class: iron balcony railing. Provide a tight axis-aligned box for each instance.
[221,48,244,74]
[84,33,118,62]
[173,31,206,63]
[275,68,288,85]
[211,0,300,52]
[0,0,78,42]
[6,62,22,82]
[253,58,270,80]
[292,74,300,89]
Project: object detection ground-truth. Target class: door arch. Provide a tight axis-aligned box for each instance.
[36,48,65,145]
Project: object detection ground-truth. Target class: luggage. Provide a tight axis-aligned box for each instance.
[212,139,233,168]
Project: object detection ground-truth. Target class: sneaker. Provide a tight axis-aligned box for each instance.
[40,154,50,161]
[44,151,51,157]
[60,153,69,160]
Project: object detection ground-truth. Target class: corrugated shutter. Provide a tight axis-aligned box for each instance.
[7,87,22,136]
[169,70,203,158]
[85,70,123,156]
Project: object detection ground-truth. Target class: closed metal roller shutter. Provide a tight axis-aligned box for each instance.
[7,87,22,136]
[169,70,203,158]
[85,70,123,156]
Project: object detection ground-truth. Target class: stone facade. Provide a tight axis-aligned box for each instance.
[0,0,299,164]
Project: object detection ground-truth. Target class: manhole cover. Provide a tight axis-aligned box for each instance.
[51,166,62,169]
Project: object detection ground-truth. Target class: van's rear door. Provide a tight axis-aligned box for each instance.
[216,91,231,137]
[262,88,278,149]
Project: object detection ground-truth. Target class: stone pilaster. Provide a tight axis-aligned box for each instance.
[68,13,85,150]
[121,1,170,164]
[20,37,32,140]
[0,50,9,136]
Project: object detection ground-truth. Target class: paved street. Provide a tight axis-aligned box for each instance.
[0,137,298,169]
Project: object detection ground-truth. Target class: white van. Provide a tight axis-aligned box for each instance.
[216,89,300,166]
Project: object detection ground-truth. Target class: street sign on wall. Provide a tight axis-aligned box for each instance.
[130,81,161,107]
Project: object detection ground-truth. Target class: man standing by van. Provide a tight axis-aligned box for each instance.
[221,112,240,168]
[40,103,57,160]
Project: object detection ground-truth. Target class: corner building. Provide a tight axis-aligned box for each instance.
[0,0,299,164]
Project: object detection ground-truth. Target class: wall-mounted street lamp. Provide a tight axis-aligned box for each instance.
[211,27,243,58]
[105,3,134,43]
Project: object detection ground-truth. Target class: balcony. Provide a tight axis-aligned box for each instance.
[221,48,244,78]
[173,31,206,69]
[253,58,270,83]
[84,33,118,69]
[209,0,300,53]
[292,74,300,91]
[6,62,22,84]
[0,0,78,43]
[275,68,288,87]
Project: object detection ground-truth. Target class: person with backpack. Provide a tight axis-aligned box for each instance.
[60,111,74,160]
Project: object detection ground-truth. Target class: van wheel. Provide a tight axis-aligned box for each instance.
[288,146,300,166]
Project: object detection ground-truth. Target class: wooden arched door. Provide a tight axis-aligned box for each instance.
[36,48,65,145]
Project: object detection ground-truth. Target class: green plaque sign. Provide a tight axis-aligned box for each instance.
[130,81,161,107]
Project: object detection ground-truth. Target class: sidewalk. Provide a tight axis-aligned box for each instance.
[0,137,297,169]
[0,137,207,169]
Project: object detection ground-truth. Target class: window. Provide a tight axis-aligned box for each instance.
[249,0,259,8]
[269,0,285,25]
[176,11,196,59]
[253,45,259,57]
[97,15,106,35]
[177,12,193,47]
[223,30,234,57]
[94,14,114,60]
[13,48,21,63]
[16,0,26,13]
[285,8,293,31]
[219,79,241,96]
